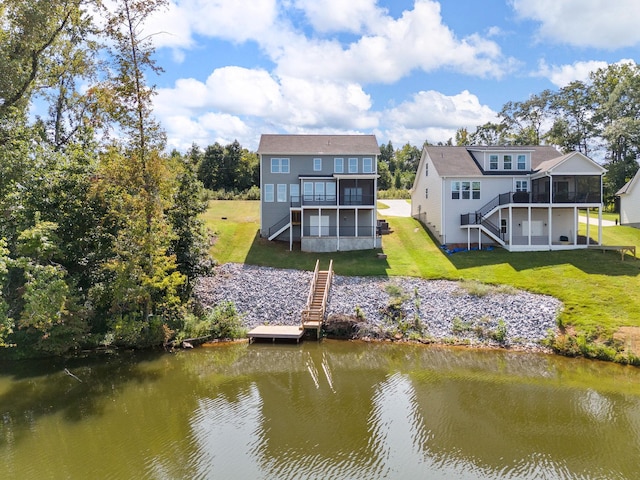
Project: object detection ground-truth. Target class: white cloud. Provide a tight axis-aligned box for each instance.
[385,90,497,130]
[293,0,388,34]
[512,0,640,48]
[536,58,636,87]
[274,1,511,84]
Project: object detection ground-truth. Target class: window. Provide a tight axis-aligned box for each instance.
[334,158,344,173]
[425,188,429,199]
[461,181,471,199]
[472,181,480,199]
[326,182,336,202]
[313,158,322,171]
[489,155,498,170]
[303,181,313,202]
[344,187,363,204]
[277,184,287,202]
[425,162,429,176]
[264,184,274,202]
[501,219,507,234]
[515,180,528,192]
[503,155,512,170]
[363,157,373,173]
[290,184,300,204]
[314,182,325,202]
[517,155,526,170]
[348,158,358,173]
[270,158,289,173]
[452,181,460,200]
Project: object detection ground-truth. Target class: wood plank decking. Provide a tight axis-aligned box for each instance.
[587,245,637,261]
[247,259,334,343]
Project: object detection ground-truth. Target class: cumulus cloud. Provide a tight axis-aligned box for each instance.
[512,0,640,48]
[154,66,380,149]
[274,1,511,84]
[293,0,388,34]
[379,90,498,145]
[536,58,636,87]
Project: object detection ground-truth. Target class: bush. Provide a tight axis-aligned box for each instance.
[378,189,411,199]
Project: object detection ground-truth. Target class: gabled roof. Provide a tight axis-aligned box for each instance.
[534,151,606,175]
[616,168,640,196]
[423,145,563,177]
[257,134,380,156]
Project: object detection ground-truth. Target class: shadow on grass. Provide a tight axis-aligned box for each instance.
[242,229,391,276]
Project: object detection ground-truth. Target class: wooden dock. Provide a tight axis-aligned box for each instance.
[247,259,334,344]
[247,325,304,343]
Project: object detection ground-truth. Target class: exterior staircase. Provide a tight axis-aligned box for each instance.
[301,259,333,338]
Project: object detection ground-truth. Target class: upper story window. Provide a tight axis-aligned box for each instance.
[363,157,373,173]
[348,158,358,173]
[313,158,322,171]
[515,180,528,192]
[517,155,526,170]
[452,181,460,199]
[271,158,290,173]
[472,181,480,199]
[425,162,429,176]
[277,184,287,202]
[334,158,344,173]
[503,155,512,170]
[489,155,498,170]
[264,184,274,202]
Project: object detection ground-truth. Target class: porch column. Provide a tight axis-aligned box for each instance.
[301,210,304,241]
[547,206,552,248]
[371,208,375,248]
[478,227,482,250]
[527,206,532,246]
[585,208,590,245]
[336,209,340,251]
[318,208,322,237]
[573,207,578,245]
[289,210,293,251]
[355,209,359,237]
[509,205,513,247]
[467,228,471,250]
[598,205,603,246]
[373,174,378,248]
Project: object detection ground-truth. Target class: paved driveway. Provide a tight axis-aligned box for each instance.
[378,199,411,217]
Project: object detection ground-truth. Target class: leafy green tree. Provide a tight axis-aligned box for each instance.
[499,91,553,145]
[546,81,595,155]
[470,122,507,145]
[455,127,471,146]
[198,142,224,190]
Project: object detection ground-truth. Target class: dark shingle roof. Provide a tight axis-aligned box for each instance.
[426,145,563,176]
[257,134,380,155]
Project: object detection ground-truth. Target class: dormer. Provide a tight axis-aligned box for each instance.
[483,150,530,173]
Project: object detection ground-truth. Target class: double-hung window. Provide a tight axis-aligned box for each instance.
[334,158,344,173]
[264,184,274,202]
[363,157,373,173]
[425,162,429,176]
[515,180,528,192]
[489,155,498,170]
[348,158,358,173]
[503,155,512,170]
[452,181,461,199]
[290,183,300,205]
[471,181,480,199]
[461,181,471,199]
[517,155,526,170]
[277,184,287,202]
[313,158,322,171]
[271,158,289,173]
[303,181,314,203]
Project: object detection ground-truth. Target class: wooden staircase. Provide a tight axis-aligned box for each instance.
[301,259,333,339]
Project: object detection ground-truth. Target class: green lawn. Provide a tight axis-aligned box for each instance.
[204,200,640,360]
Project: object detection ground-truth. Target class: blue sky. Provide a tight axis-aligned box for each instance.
[145,0,640,151]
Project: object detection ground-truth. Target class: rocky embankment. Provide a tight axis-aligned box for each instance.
[195,263,561,350]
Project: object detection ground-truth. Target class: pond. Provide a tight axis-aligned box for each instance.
[1,341,639,479]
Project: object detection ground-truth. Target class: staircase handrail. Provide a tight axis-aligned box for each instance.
[268,214,291,237]
[320,259,333,317]
[305,259,320,311]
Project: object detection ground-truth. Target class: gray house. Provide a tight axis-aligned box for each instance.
[258,134,381,252]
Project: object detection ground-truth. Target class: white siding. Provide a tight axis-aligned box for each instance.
[411,152,443,238]
[620,174,640,224]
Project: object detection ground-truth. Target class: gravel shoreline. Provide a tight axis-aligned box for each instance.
[195,263,562,350]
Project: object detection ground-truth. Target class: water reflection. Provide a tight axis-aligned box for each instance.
[1,342,640,479]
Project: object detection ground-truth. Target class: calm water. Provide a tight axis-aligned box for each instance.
[1,341,640,479]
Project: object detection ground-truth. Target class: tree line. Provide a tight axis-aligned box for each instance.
[0,0,212,357]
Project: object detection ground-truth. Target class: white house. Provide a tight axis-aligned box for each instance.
[411,145,607,252]
[617,168,640,228]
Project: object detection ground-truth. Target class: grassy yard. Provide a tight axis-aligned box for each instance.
[203,200,640,361]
